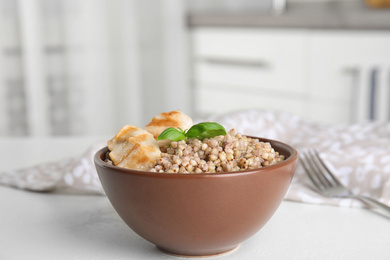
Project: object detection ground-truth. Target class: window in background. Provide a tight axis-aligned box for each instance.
[0,0,28,136]
[0,0,120,136]
[0,0,190,137]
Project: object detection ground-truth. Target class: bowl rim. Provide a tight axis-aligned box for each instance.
[94,136,298,178]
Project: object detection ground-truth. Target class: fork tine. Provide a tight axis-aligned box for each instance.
[312,150,343,187]
[308,150,335,188]
[300,150,328,191]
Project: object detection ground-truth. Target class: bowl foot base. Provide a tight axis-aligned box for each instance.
[157,244,240,258]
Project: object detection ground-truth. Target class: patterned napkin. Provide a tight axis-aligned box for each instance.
[1,109,389,208]
[204,110,390,208]
[0,142,106,194]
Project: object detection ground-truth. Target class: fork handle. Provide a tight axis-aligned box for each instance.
[352,195,390,214]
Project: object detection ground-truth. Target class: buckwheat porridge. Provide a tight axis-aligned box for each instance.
[150,129,284,173]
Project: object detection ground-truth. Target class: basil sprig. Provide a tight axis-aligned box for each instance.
[156,127,186,142]
[156,122,226,142]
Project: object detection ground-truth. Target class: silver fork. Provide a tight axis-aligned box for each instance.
[300,149,390,214]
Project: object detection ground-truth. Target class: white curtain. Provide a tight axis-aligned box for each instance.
[0,0,190,137]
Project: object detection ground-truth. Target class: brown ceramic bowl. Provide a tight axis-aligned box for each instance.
[94,137,298,257]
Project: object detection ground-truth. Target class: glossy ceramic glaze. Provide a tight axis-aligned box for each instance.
[94,137,298,257]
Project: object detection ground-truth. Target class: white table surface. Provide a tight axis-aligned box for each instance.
[1,137,389,260]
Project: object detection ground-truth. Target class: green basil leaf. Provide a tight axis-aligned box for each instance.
[185,122,227,140]
[156,127,186,141]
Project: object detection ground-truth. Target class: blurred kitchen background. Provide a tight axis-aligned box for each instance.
[1,0,389,137]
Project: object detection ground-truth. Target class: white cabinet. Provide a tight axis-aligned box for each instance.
[192,28,308,118]
[307,31,390,124]
[191,27,390,125]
